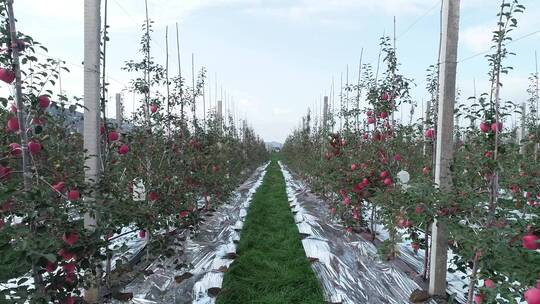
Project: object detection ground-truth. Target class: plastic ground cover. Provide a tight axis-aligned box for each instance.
[114,162,269,304]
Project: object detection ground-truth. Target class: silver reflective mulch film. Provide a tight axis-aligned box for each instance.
[115,162,269,304]
[279,161,434,304]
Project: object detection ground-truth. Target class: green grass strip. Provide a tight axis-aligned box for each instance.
[217,157,325,304]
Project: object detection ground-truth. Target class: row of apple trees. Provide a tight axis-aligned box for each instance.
[282,1,539,303]
[0,3,268,303]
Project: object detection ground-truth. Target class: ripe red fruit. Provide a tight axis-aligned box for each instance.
[522,234,539,250]
[62,232,79,246]
[38,95,50,108]
[474,293,485,304]
[362,178,369,185]
[139,230,146,238]
[66,295,75,304]
[212,165,220,173]
[379,112,388,119]
[45,261,57,273]
[28,141,41,155]
[343,196,351,205]
[150,104,158,113]
[381,92,390,101]
[367,110,373,116]
[484,151,493,158]
[422,167,430,175]
[179,210,189,218]
[63,263,76,274]
[9,143,22,156]
[148,191,158,202]
[424,128,435,139]
[351,163,358,171]
[118,144,129,155]
[52,181,66,192]
[0,166,12,180]
[7,116,19,132]
[367,117,375,124]
[479,122,490,133]
[484,279,496,289]
[411,242,420,251]
[491,122,502,133]
[380,171,389,179]
[10,104,17,113]
[394,154,401,162]
[0,68,15,84]
[58,248,75,260]
[415,205,424,214]
[383,178,393,186]
[108,131,119,141]
[100,125,105,135]
[525,288,540,304]
[67,190,80,201]
[363,133,369,140]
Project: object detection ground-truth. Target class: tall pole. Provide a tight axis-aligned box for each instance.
[519,102,526,155]
[429,0,460,296]
[175,23,183,126]
[83,0,101,231]
[192,53,196,127]
[165,26,171,137]
[115,93,123,128]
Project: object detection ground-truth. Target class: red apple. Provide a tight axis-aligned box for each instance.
[525,287,540,304]
[394,154,401,162]
[108,131,119,141]
[491,122,502,133]
[52,181,66,192]
[351,163,358,171]
[58,248,75,260]
[381,92,390,101]
[0,68,15,84]
[67,190,80,201]
[9,143,22,156]
[479,122,490,133]
[474,293,485,304]
[422,167,430,175]
[367,117,375,124]
[150,104,158,113]
[28,141,41,155]
[62,232,79,246]
[148,191,158,202]
[139,230,146,238]
[6,116,19,132]
[118,144,129,155]
[179,210,189,218]
[522,234,539,250]
[383,178,393,186]
[484,279,496,289]
[484,151,493,158]
[100,125,105,135]
[45,261,57,273]
[0,166,12,180]
[63,263,76,274]
[38,95,50,109]
[379,112,388,119]
[424,128,435,139]
[380,171,389,179]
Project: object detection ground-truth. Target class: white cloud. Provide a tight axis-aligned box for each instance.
[461,24,493,52]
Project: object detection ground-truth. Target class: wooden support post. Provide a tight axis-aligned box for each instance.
[429,0,460,297]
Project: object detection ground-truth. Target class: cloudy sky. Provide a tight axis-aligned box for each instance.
[10,0,540,142]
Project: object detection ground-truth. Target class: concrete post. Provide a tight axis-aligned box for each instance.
[83,0,101,232]
[323,96,329,131]
[115,93,123,129]
[429,0,460,297]
[519,102,526,155]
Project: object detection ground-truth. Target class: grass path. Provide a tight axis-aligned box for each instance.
[217,157,324,304]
